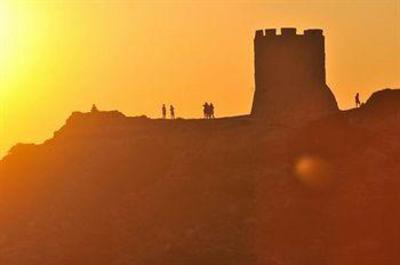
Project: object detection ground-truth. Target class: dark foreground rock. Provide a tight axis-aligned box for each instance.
[0,89,399,265]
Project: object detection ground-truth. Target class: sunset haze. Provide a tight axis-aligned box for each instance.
[1,0,399,156]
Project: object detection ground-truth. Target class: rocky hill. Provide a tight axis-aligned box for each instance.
[0,89,399,265]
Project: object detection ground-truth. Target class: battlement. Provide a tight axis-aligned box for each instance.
[255,27,323,39]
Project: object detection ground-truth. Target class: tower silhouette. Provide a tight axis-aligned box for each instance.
[251,27,338,122]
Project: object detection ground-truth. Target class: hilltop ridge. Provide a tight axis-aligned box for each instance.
[0,88,399,265]
[0,25,398,265]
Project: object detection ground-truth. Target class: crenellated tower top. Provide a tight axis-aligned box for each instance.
[255,28,323,38]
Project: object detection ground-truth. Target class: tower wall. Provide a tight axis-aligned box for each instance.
[251,28,338,122]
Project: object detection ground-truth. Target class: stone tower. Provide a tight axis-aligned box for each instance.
[251,27,338,122]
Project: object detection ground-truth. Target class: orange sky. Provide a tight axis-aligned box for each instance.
[0,0,399,157]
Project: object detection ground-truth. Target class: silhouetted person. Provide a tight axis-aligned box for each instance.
[170,105,175,119]
[91,104,99,113]
[209,103,215,118]
[162,104,167,119]
[203,102,210,119]
[355,93,361,108]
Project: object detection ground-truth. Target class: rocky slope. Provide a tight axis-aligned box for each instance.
[0,89,399,265]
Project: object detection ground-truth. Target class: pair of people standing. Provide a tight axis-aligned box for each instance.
[162,104,175,119]
[203,102,215,119]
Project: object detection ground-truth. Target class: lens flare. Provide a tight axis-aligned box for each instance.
[295,155,334,188]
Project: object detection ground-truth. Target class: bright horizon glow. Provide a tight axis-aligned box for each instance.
[0,0,399,157]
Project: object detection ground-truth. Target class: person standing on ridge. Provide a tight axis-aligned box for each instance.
[162,104,167,119]
[209,103,215,118]
[203,102,209,119]
[355,93,361,108]
[170,105,175,119]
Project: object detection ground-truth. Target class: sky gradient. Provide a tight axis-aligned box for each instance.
[0,0,399,156]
